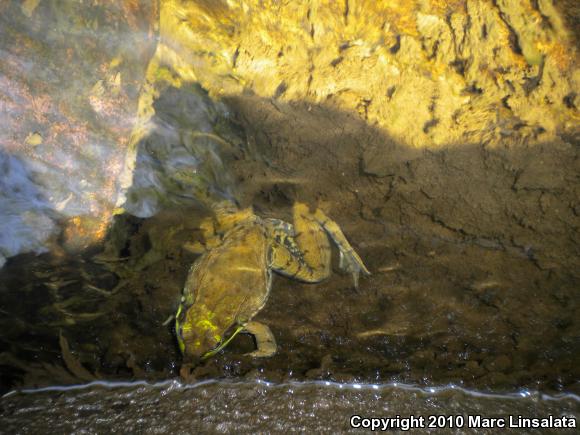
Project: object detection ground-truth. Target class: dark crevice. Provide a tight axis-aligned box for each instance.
[463,83,483,95]
[423,119,439,134]
[274,81,287,99]
[450,58,467,76]
[389,35,401,54]
[501,95,512,110]
[330,56,343,67]
[522,59,544,95]
[492,0,524,56]
[563,92,577,110]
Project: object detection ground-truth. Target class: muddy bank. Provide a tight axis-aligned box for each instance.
[154,0,578,148]
[1,85,578,395]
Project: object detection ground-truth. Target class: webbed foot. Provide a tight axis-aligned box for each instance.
[179,363,196,382]
[338,247,371,290]
[243,321,277,358]
[311,208,371,289]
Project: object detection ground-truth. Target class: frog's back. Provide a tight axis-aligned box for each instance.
[184,219,271,326]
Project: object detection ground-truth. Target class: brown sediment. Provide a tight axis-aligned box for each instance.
[0,0,578,397]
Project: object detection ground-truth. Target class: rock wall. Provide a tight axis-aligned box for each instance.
[0,1,157,261]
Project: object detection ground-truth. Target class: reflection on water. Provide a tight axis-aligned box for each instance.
[0,1,157,255]
[2,380,579,433]
[0,151,57,267]
[123,84,242,218]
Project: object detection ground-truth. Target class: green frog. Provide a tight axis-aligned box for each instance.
[175,201,369,365]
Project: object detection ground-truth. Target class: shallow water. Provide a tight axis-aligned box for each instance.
[2,380,579,434]
[1,1,579,431]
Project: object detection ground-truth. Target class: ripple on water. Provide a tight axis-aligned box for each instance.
[2,380,579,433]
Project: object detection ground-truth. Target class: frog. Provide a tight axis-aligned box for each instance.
[175,200,370,366]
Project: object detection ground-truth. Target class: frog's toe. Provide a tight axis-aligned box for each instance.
[182,241,207,254]
[244,321,277,358]
[179,363,196,382]
[247,345,277,358]
[339,249,371,290]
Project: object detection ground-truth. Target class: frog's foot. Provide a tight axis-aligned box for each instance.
[179,363,196,382]
[243,321,277,358]
[338,247,371,290]
[310,208,371,289]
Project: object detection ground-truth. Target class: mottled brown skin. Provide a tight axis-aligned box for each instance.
[175,202,369,364]
[177,215,271,360]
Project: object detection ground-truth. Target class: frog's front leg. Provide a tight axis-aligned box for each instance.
[182,216,223,254]
[243,321,277,357]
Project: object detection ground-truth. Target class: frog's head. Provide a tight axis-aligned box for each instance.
[175,303,225,362]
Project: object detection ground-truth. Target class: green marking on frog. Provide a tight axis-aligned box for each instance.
[201,324,244,360]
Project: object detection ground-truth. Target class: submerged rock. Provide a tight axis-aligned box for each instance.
[0,1,157,257]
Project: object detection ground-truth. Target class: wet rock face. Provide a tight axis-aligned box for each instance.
[0,1,158,258]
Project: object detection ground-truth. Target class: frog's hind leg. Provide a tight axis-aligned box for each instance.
[268,203,370,288]
[294,203,370,289]
[243,321,277,357]
[267,213,332,283]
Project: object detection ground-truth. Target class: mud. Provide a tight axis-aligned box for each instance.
[1,85,578,396]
